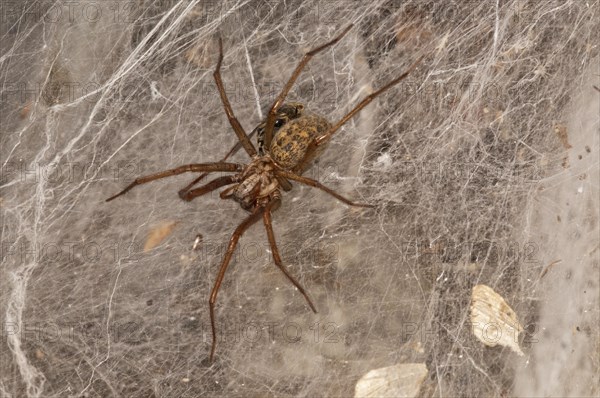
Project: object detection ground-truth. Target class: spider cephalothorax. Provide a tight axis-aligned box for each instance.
[220,155,281,211]
[106,24,422,361]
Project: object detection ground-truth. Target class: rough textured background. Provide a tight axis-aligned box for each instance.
[1,1,598,397]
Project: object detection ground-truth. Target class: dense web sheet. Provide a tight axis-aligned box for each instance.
[1,1,599,397]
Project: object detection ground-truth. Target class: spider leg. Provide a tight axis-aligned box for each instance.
[209,207,265,362]
[276,170,374,208]
[176,139,292,196]
[277,176,293,191]
[177,129,259,196]
[263,24,353,149]
[105,162,241,202]
[263,203,317,313]
[179,175,237,201]
[214,37,257,157]
[293,55,424,174]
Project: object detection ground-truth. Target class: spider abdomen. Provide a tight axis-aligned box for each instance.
[269,114,331,171]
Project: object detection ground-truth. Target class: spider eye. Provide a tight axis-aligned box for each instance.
[274,119,285,128]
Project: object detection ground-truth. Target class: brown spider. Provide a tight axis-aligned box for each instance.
[106,24,421,361]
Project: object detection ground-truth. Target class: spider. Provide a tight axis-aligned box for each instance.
[106,24,421,361]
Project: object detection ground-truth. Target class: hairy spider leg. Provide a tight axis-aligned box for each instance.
[263,202,317,313]
[105,162,242,202]
[177,128,292,198]
[276,170,374,208]
[213,37,257,157]
[293,55,424,174]
[179,175,237,201]
[262,24,353,150]
[208,204,269,362]
[177,137,252,197]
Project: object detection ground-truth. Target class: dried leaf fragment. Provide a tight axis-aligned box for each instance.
[20,100,32,119]
[354,363,428,398]
[35,349,45,359]
[470,284,524,356]
[554,124,572,149]
[144,220,179,252]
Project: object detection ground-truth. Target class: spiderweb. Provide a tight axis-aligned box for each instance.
[1,1,598,396]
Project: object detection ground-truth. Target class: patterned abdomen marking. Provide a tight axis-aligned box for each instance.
[270,114,331,170]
